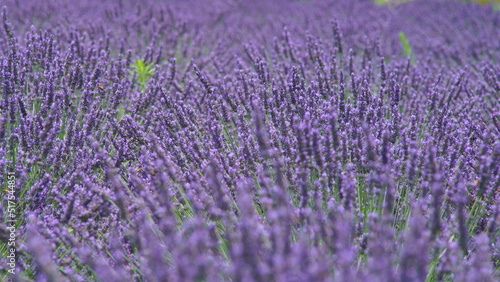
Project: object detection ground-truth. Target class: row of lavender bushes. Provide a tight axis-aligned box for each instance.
[1,0,499,281]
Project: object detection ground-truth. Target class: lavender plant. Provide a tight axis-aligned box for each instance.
[0,0,499,281]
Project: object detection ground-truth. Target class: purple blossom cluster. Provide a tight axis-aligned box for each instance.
[1,0,499,281]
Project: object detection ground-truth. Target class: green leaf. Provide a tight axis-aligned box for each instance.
[399,32,412,58]
[117,105,126,122]
[137,60,145,69]
[131,59,155,91]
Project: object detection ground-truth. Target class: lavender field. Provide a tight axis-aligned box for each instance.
[1,0,499,281]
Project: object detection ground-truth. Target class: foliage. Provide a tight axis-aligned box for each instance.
[399,32,412,58]
[131,59,155,91]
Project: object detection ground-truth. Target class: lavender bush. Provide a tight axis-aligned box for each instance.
[1,0,499,281]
